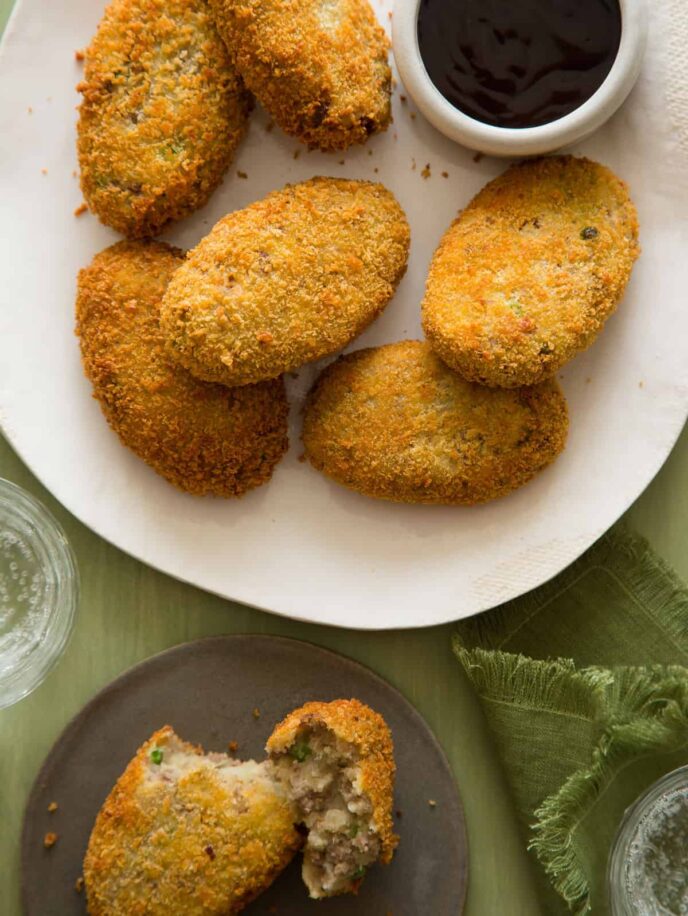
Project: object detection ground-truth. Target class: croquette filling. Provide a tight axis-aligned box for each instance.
[145,736,279,793]
[271,726,380,898]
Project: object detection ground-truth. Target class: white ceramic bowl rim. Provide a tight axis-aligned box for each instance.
[392,0,648,156]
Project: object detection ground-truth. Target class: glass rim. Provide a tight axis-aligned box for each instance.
[0,477,79,708]
[607,764,688,914]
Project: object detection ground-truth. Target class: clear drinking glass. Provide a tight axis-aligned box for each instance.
[608,764,688,915]
[0,478,78,708]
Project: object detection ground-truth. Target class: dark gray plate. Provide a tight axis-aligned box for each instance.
[22,635,468,915]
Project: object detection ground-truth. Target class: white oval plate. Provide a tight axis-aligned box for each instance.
[1,0,687,630]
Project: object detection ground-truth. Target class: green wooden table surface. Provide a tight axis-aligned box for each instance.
[3,3,688,914]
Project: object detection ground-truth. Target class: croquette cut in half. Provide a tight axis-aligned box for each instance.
[160,177,410,387]
[267,699,398,898]
[422,156,640,388]
[84,727,302,915]
[77,0,251,238]
[76,241,289,497]
[303,341,568,505]
[209,0,391,150]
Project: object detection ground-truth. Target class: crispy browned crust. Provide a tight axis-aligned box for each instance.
[75,241,289,496]
[267,699,398,865]
[160,177,410,386]
[84,727,301,915]
[422,156,640,388]
[209,0,390,150]
[77,0,251,238]
[303,340,569,504]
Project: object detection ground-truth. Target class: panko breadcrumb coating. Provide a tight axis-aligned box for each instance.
[268,699,397,898]
[77,0,251,238]
[160,178,410,387]
[303,341,568,504]
[209,0,391,150]
[76,241,288,497]
[422,156,640,388]
[84,727,301,915]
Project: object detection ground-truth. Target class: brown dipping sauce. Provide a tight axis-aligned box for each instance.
[417,0,622,128]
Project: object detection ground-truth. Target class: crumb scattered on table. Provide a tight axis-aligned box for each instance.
[228,740,239,753]
[441,171,449,178]
[252,707,261,719]
[27,106,33,114]
[47,801,59,813]
[75,877,84,894]
[237,170,248,179]
[41,168,48,175]
[75,49,85,62]
[293,149,300,160]
[639,380,644,388]
[400,95,407,104]
[395,809,403,819]
[428,799,437,808]
[421,163,431,179]
[44,832,58,848]
[74,203,88,217]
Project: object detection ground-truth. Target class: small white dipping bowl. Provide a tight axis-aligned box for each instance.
[392,0,647,157]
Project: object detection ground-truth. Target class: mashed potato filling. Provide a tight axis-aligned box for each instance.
[145,733,282,798]
[270,726,381,898]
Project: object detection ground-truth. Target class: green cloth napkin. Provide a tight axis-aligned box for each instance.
[453,527,688,914]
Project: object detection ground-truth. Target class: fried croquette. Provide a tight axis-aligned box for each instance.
[84,727,301,915]
[77,0,251,238]
[209,0,391,150]
[303,340,568,504]
[160,178,410,387]
[76,241,289,497]
[422,156,640,388]
[267,699,397,898]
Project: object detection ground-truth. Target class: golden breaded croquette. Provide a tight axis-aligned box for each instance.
[267,699,397,898]
[208,0,391,150]
[160,178,410,387]
[76,241,289,497]
[77,0,251,238]
[303,340,568,504]
[84,727,302,915]
[422,156,640,388]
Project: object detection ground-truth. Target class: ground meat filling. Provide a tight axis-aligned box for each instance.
[270,726,381,897]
